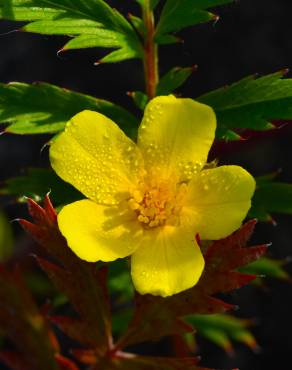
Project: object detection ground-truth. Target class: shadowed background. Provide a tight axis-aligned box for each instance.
[0,0,292,369]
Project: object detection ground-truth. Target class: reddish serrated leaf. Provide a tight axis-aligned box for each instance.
[21,197,112,356]
[0,268,58,370]
[27,197,48,226]
[94,354,212,370]
[202,271,257,295]
[71,349,97,365]
[51,316,105,348]
[217,245,268,271]
[43,194,58,225]
[55,354,80,370]
[204,219,258,261]
[116,221,266,347]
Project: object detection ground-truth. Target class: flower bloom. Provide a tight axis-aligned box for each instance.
[50,96,255,297]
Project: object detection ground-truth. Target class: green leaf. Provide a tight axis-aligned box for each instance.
[156,0,233,36]
[108,260,134,302]
[150,0,160,9]
[1,168,83,206]
[0,82,139,137]
[155,34,181,45]
[249,176,292,221]
[197,71,292,139]
[240,257,289,281]
[129,91,148,110]
[0,211,14,261]
[0,0,142,62]
[136,0,160,10]
[187,314,257,352]
[156,66,196,95]
[128,14,146,37]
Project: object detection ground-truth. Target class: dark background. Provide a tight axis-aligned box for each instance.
[1,0,292,369]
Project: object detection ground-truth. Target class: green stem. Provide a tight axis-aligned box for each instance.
[142,1,159,100]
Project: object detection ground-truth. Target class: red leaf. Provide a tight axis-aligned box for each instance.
[21,197,112,356]
[55,354,80,370]
[116,221,267,347]
[0,268,58,370]
[94,354,212,370]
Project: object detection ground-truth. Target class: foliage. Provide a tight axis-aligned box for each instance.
[0,82,138,137]
[187,314,257,354]
[0,0,142,63]
[250,173,292,222]
[0,211,14,261]
[0,266,78,370]
[155,0,234,38]
[1,168,82,205]
[198,71,292,139]
[0,1,291,369]
[18,195,218,370]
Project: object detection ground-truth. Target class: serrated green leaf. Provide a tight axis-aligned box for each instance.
[0,0,143,62]
[0,211,14,261]
[249,177,292,221]
[1,168,83,206]
[157,66,195,95]
[240,257,289,281]
[156,0,233,36]
[187,314,257,352]
[198,71,292,139]
[0,82,139,137]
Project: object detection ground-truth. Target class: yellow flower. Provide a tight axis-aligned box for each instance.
[50,96,255,297]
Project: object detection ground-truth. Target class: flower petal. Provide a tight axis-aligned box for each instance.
[50,110,144,205]
[183,165,256,240]
[131,226,204,297]
[138,96,216,180]
[58,199,143,262]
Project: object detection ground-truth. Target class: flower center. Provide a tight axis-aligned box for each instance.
[128,181,188,228]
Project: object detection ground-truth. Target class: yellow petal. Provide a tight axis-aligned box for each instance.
[182,165,256,240]
[138,96,216,181]
[58,199,143,262]
[131,226,204,297]
[50,110,144,205]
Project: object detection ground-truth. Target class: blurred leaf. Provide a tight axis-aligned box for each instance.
[116,220,266,347]
[155,34,181,45]
[0,267,61,370]
[249,176,292,221]
[111,310,132,337]
[136,0,160,10]
[240,257,290,281]
[0,82,139,137]
[197,71,292,139]
[128,91,149,110]
[0,211,13,261]
[156,66,196,95]
[1,168,83,206]
[128,14,146,37]
[99,356,212,370]
[156,0,233,36]
[187,314,257,353]
[0,0,142,63]
[20,196,112,356]
[108,259,134,301]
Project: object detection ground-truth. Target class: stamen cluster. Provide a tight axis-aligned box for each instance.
[128,182,188,228]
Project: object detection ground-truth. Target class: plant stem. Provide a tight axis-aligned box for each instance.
[142,1,159,100]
